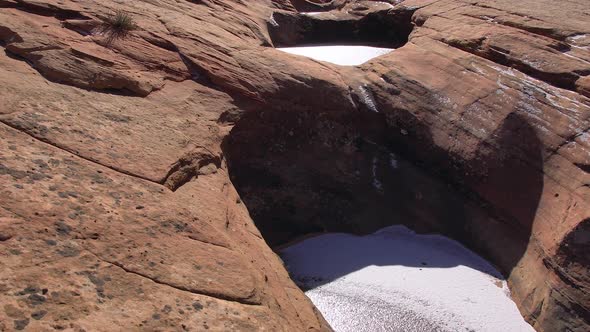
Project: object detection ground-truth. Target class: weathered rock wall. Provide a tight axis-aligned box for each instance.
[0,0,588,331]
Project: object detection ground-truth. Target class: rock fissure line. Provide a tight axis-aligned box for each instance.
[443,40,578,93]
[0,120,169,189]
[161,147,222,191]
[468,4,566,41]
[0,0,89,20]
[2,117,226,192]
[460,13,561,42]
[86,250,262,307]
[428,16,587,95]
[185,235,232,250]
[545,125,590,162]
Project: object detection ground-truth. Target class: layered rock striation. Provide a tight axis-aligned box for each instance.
[0,0,588,331]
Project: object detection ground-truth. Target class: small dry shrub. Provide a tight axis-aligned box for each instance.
[96,10,137,44]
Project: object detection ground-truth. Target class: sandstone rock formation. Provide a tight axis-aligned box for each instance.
[0,0,588,331]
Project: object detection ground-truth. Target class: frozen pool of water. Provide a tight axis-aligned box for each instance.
[280,225,535,332]
[277,45,394,66]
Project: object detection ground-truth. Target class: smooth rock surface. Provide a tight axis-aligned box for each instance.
[0,0,588,331]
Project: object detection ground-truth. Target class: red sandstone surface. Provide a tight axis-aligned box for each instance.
[0,0,588,331]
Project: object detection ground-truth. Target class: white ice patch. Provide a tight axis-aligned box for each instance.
[269,13,279,27]
[488,63,588,121]
[371,156,383,192]
[497,77,510,90]
[566,34,589,48]
[359,84,379,112]
[281,225,535,332]
[571,45,590,51]
[471,63,487,75]
[435,93,452,106]
[277,46,394,66]
[562,51,590,65]
[301,12,324,16]
[579,132,590,144]
[389,153,398,169]
[569,34,588,41]
[480,15,496,23]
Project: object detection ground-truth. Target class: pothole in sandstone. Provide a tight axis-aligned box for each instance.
[279,226,535,332]
[268,4,413,65]
[223,103,536,331]
[230,5,534,329]
[278,45,394,66]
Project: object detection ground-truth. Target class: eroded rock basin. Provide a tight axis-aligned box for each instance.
[281,226,535,332]
[278,45,394,66]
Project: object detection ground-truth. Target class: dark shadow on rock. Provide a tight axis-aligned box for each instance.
[278,112,544,291]
[464,112,545,275]
[224,96,544,281]
[557,218,590,282]
[222,60,544,286]
[544,217,590,330]
[382,107,545,277]
[268,7,414,48]
[222,101,393,246]
[287,0,341,13]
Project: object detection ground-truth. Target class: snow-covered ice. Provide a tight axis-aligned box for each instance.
[277,46,394,66]
[359,84,379,112]
[301,12,324,16]
[281,225,535,332]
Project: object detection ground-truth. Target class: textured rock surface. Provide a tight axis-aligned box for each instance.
[0,0,588,331]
